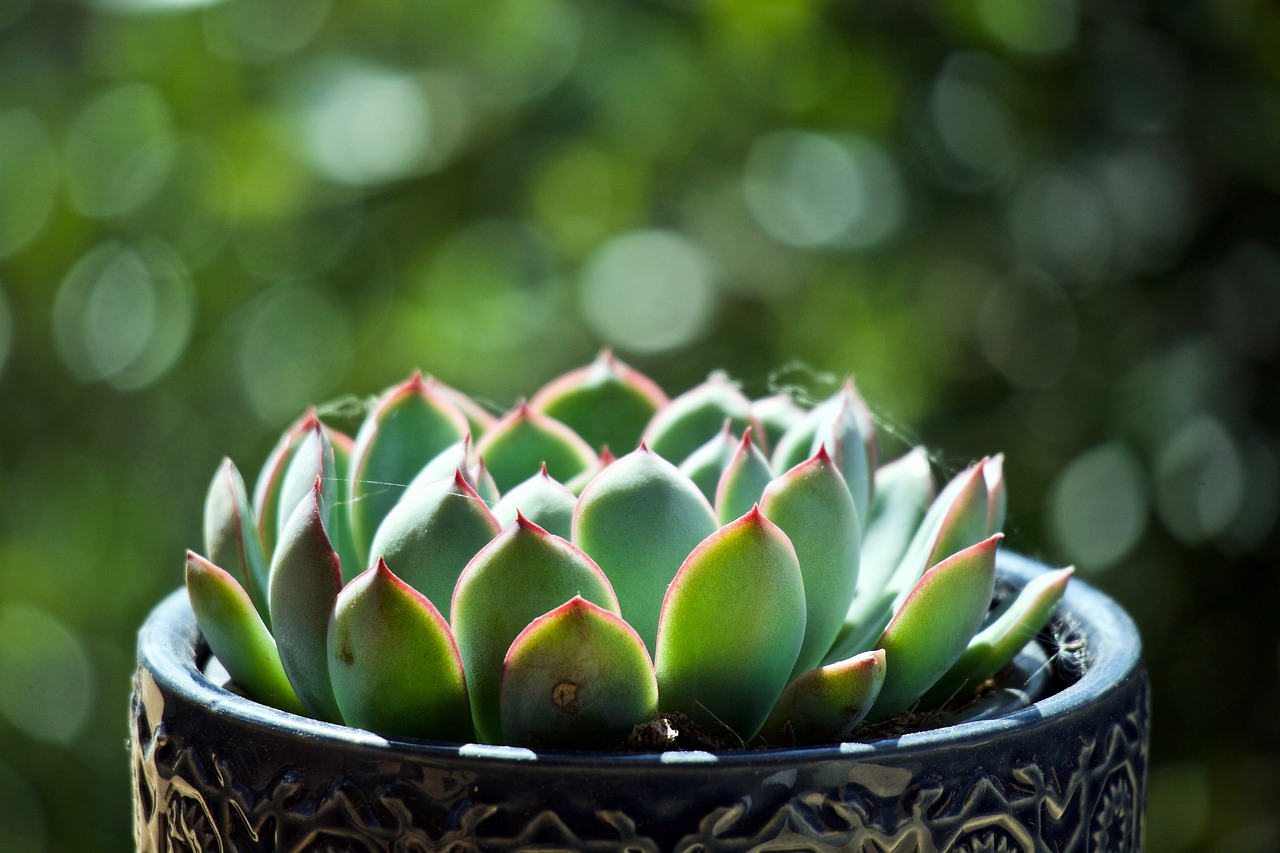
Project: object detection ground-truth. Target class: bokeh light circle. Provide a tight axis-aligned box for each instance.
[579,230,716,354]
[1048,442,1149,572]
[0,603,94,745]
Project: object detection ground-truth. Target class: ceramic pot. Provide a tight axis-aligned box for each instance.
[131,551,1149,852]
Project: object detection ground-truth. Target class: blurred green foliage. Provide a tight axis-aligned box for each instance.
[1,0,1278,849]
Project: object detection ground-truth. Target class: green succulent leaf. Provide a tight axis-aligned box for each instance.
[268,480,344,722]
[277,419,336,540]
[471,456,501,505]
[921,566,1072,710]
[714,428,774,524]
[452,515,619,743]
[500,596,657,750]
[327,559,473,741]
[643,372,760,466]
[834,459,991,661]
[985,453,1007,535]
[751,393,806,454]
[654,507,806,740]
[404,434,474,495]
[475,402,598,494]
[760,447,861,679]
[369,470,501,615]
[858,448,934,595]
[530,350,669,454]
[347,372,471,567]
[185,551,305,716]
[324,427,363,585]
[204,458,271,625]
[866,534,1000,722]
[759,648,885,746]
[564,447,615,495]
[252,411,315,561]
[430,377,498,437]
[492,464,577,539]
[572,445,719,650]
[679,421,740,504]
[810,381,876,524]
[770,408,820,476]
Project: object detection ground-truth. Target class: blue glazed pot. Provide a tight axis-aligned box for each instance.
[131,552,1149,852]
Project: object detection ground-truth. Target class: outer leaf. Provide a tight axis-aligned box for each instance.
[643,372,760,466]
[751,393,805,455]
[347,373,470,567]
[654,508,806,740]
[253,411,314,560]
[760,447,861,679]
[500,596,657,750]
[921,566,1072,709]
[714,429,774,524]
[475,403,598,494]
[369,470,501,615]
[268,480,344,722]
[572,445,719,650]
[857,448,934,598]
[492,464,577,539]
[759,649,885,746]
[530,350,669,453]
[185,551,305,716]
[327,560,473,741]
[678,421,739,504]
[452,515,619,743]
[204,458,271,625]
[866,535,1000,722]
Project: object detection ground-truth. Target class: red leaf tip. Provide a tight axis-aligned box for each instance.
[599,446,616,465]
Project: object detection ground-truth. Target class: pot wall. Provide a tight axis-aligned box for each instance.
[132,553,1149,852]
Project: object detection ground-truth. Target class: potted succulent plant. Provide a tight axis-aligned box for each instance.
[132,353,1149,852]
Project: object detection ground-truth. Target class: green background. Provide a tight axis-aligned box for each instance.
[0,0,1277,849]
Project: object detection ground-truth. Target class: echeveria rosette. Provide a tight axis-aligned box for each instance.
[182,354,1070,750]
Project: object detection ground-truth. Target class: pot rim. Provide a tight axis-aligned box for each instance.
[137,550,1141,768]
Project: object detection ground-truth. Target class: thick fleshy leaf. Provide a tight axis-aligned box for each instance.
[268,481,344,721]
[404,434,474,495]
[530,350,669,454]
[253,411,314,560]
[810,381,876,524]
[759,649,885,746]
[452,516,619,743]
[714,429,774,524]
[834,460,991,661]
[476,403,598,494]
[492,465,577,539]
[369,470,501,615]
[771,407,820,476]
[471,456,501,505]
[185,551,305,715]
[347,373,470,566]
[572,445,719,650]
[327,560,473,741]
[500,596,656,749]
[679,421,739,504]
[751,393,805,455]
[430,377,498,437]
[654,508,806,740]
[985,453,1007,535]
[277,420,336,540]
[858,448,934,595]
[866,535,1000,722]
[324,427,362,584]
[204,458,271,624]
[922,566,1072,710]
[643,372,760,466]
[760,448,861,678]
[565,446,615,495]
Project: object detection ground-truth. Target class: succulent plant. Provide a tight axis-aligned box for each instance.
[187,351,1071,750]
